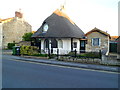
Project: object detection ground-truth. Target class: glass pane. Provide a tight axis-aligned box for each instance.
[73,42,77,48]
[93,38,99,46]
[81,41,85,47]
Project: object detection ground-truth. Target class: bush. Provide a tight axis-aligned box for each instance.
[50,54,56,58]
[83,52,100,58]
[20,46,39,55]
[68,51,76,56]
[68,51,100,58]
[7,43,15,49]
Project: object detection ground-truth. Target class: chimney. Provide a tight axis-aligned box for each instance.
[59,0,66,12]
[15,9,23,18]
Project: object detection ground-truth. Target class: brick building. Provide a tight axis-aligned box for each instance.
[85,28,110,55]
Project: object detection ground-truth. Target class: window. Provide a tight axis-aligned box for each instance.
[92,38,100,46]
[73,42,77,48]
[51,39,58,48]
[43,23,49,32]
[58,39,63,48]
[44,39,49,48]
[81,41,85,47]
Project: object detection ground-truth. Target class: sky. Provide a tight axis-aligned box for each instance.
[0,0,119,36]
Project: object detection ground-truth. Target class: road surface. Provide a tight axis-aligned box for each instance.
[2,55,119,88]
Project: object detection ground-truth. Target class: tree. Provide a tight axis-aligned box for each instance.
[22,32,33,41]
[7,43,15,49]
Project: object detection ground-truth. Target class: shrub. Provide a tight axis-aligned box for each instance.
[68,51,76,56]
[68,51,100,58]
[20,46,39,55]
[50,54,56,58]
[85,52,100,58]
[7,43,15,49]
[78,52,100,58]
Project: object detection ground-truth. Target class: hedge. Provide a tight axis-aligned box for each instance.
[20,46,39,55]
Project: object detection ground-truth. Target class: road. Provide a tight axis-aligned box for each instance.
[2,55,119,88]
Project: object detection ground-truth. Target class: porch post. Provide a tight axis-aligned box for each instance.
[38,38,41,53]
[79,39,81,53]
[71,38,73,51]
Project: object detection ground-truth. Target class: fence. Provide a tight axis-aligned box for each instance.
[40,49,102,60]
[40,49,120,65]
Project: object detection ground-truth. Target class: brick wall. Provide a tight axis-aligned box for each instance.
[2,17,32,48]
[86,32,109,54]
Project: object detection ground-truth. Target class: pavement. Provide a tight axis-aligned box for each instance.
[3,54,119,73]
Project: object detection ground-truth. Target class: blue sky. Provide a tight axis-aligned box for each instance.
[0,0,119,36]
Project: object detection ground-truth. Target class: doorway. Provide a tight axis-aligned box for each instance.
[80,40,86,53]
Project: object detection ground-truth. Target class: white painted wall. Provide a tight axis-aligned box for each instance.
[73,38,80,52]
[60,38,71,54]
[40,38,80,54]
[41,39,44,50]
[106,37,110,55]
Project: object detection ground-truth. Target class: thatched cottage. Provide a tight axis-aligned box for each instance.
[32,7,85,54]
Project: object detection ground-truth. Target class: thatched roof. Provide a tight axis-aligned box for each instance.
[32,9,85,39]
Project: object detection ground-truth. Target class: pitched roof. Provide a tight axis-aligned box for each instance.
[110,36,119,41]
[116,36,120,41]
[0,17,14,23]
[32,9,85,38]
[85,27,110,38]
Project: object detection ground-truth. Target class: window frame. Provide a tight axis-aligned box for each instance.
[43,23,49,32]
[92,38,101,46]
[58,39,63,48]
[73,42,77,48]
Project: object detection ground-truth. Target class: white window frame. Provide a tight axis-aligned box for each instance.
[58,39,63,48]
[92,38,101,46]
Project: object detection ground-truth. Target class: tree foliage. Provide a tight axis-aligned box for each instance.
[7,43,15,49]
[22,32,33,41]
